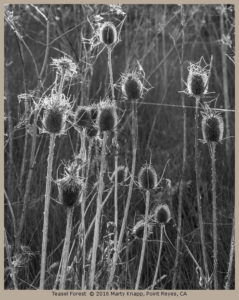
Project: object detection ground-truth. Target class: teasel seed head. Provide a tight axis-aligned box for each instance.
[58,162,81,208]
[201,110,224,143]
[138,164,157,191]
[98,101,116,132]
[99,22,117,46]
[154,204,171,225]
[41,92,70,135]
[186,58,209,97]
[132,220,153,239]
[122,73,143,100]
[43,108,64,134]
[75,107,91,128]
[187,72,208,97]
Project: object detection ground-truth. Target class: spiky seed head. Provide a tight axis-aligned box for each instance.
[132,220,153,239]
[202,113,224,143]
[86,123,98,139]
[58,163,81,207]
[138,164,157,190]
[187,72,208,96]
[75,107,91,128]
[98,101,116,132]
[60,178,81,207]
[43,108,63,134]
[186,58,209,97]
[99,22,117,46]
[41,92,70,135]
[154,204,171,225]
[122,73,143,100]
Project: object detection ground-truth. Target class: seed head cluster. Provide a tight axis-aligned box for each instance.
[138,164,157,190]
[186,58,209,97]
[99,22,117,46]
[58,163,81,208]
[122,73,143,100]
[41,92,70,135]
[98,101,116,132]
[201,109,224,143]
[154,204,171,225]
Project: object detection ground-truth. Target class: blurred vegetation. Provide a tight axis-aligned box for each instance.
[4,4,234,289]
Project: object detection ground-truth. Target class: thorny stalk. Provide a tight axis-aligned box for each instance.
[151,225,164,289]
[172,5,186,289]
[209,143,218,289]
[224,217,235,289]
[89,131,108,289]
[195,96,209,285]
[74,130,88,289]
[39,133,56,289]
[59,207,74,289]
[108,47,119,254]
[135,190,150,289]
[107,100,138,289]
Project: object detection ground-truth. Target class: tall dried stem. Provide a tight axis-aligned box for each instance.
[224,217,235,289]
[59,207,74,289]
[220,5,231,167]
[39,133,56,289]
[151,225,164,289]
[106,100,138,289]
[89,131,107,289]
[209,143,218,288]
[195,96,209,284]
[135,190,150,289]
[107,48,119,253]
[172,5,186,289]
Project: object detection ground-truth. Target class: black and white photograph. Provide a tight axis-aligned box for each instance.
[4,3,235,291]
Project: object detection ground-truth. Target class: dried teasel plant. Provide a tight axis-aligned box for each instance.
[201,104,224,289]
[151,204,171,289]
[39,90,72,289]
[89,100,117,289]
[56,161,82,289]
[181,56,214,285]
[135,160,169,289]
